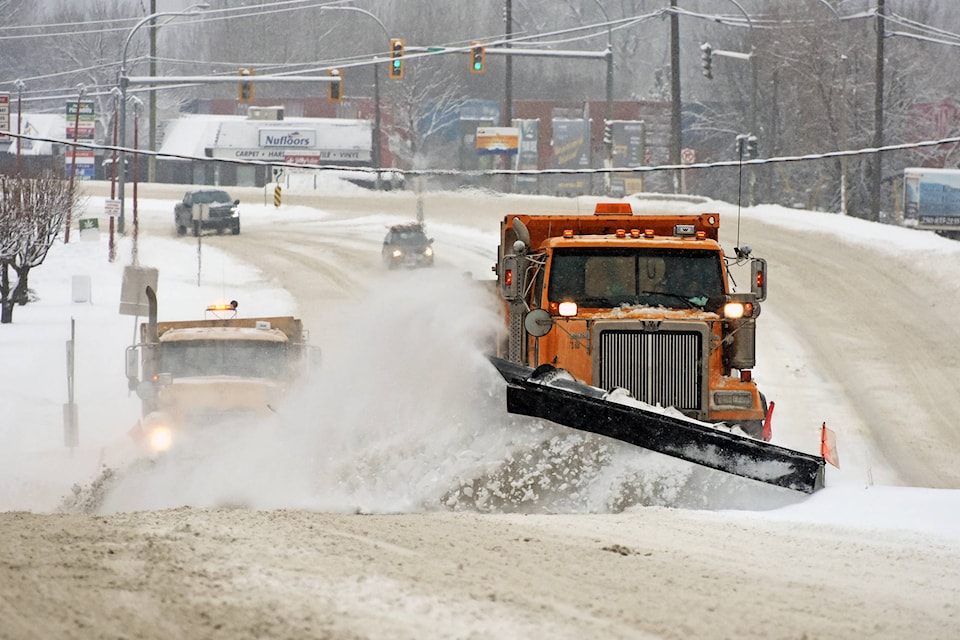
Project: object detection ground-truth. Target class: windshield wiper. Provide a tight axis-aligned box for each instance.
[640,290,700,309]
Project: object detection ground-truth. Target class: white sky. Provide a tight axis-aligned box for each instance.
[2,184,959,546]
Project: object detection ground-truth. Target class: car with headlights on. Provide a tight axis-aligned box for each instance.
[175,189,240,236]
[382,223,434,269]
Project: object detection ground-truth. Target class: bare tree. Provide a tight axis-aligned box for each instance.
[0,172,79,324]
[384,64,469,171]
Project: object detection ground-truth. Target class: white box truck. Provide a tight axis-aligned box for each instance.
[903,167,960,239]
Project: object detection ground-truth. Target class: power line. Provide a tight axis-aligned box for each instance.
[9,129,958,178]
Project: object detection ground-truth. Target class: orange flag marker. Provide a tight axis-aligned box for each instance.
[820,423,840,469]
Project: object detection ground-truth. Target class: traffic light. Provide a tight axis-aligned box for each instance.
[603,120,613,146]
[238,68,254,102]
[746,135,758,158]
[471,42,485,74]
[389,38,405,79]
[700,43,713,80]
[328,68,342,102]
[735,134,747,159]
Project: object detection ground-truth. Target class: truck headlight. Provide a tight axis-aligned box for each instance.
[392,249,403,258]
[148,425,174,452]
[723,301,754,319]
[558,301,578,317]
[423,246,433,257]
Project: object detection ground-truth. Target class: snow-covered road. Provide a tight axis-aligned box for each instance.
[2,181,959,639]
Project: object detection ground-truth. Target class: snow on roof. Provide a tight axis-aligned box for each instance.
[158,114,224,160]
[159,114,372,159]
[5,113,68,156]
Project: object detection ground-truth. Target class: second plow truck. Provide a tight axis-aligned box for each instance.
[125,286,309,454]
[490,202,825,493]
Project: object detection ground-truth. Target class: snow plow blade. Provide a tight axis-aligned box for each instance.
[490,357,825,494]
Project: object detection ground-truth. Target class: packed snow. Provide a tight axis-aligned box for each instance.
[2,180,960,638]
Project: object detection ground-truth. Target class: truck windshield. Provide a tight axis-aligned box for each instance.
[160,341,288,379]
[191,191,232,205]
[548,247,725,310]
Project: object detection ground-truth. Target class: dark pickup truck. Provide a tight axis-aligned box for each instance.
[174,189,240,236]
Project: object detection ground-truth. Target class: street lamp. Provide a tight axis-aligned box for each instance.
[14,79,24,174]
[130,96,143,266]
[698,0,756,202]
[117,4,208,234]
[591,0,615,194]
[318,6,388,189]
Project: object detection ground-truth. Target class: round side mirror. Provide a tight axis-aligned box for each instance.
[524,308,554,337]
[136,380,158,401]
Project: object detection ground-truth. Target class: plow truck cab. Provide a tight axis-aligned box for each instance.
[125,286,309,453]
[488,202,824,493]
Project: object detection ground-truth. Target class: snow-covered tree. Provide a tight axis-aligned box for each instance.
[0,172,79,324]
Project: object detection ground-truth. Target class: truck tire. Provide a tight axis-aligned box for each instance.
[739,420,764,440]
[193,221,201,237]
[232,221,240,235]
[176,222,186,236]
[738,392,769,440]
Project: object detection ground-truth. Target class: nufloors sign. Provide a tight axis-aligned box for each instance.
[205,123,370,162]
[259,129,316,147]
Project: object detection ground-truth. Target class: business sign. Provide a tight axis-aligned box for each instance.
[65,149,96,162]
[66,101,95,118]
[610,120,646,196]
[213,147,369,162]
[551,118,590,196]
[66,125,96,139]
[475,126,519,155]
[258,129,316,148]
[65,100,96,180]
[0,93,9,142]
[65,163,96,179]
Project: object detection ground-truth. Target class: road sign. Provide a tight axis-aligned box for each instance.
[104,199,121,218]
[0,93,9,141]
[681,148,696,164]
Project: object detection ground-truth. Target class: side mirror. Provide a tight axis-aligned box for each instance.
[524,308,554,337]
[234,199,240,205]
[125,346,139,389]
[136,379,157,401]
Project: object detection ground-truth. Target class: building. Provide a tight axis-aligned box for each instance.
[157,106,373,187]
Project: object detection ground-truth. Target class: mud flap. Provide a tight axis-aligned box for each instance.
[490,357,825,494]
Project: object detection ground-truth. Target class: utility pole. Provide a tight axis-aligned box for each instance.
[14,79,24,174]
[839,54,848,215]
[870,0,885,223]
[503,0,514,193]
[670,0,682,193]
[65,84,85,244]
[148,0,157,183]
[503,0,513,128]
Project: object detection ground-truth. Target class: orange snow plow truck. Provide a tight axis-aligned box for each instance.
[124,286,309,453]
[489,202,826,493]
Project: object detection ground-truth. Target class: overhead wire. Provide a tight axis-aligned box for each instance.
[7,128,958,179]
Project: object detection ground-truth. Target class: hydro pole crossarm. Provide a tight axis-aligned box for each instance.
[124,75,341,85]
[408,44,609,61]
[710,48,752,61]
[483,47,608,60]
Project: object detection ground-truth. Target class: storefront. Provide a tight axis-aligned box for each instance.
[157,109,372,187]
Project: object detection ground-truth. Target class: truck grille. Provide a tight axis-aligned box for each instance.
[597,328,704,411]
